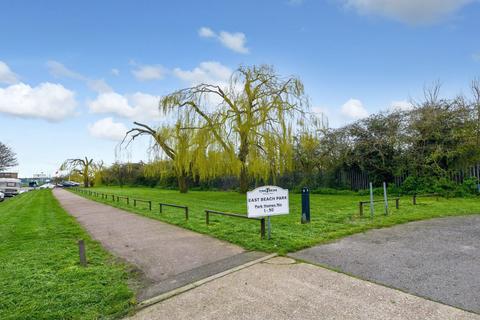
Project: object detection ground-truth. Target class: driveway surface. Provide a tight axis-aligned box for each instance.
[129,257,479,320]
[53,189,265,300]
[291,215,480,314]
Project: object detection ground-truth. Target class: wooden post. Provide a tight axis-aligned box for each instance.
[205,210,210,225]
[159,203,163,213]
[111,195,115,201]
[148,201,152,211]
[413,194,417,205]
[127,197,129,205]
[260,218,266,239]
[134,199,137,207]
[395,198,399,209]
[359,202,364,217]
[185,207,189,220]
[78,240,87,267]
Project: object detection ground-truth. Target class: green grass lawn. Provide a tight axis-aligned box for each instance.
[74,187,480,254]
[0,190,136,320]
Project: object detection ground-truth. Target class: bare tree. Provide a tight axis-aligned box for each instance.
[60,157,97,187]
[0,142,18,172]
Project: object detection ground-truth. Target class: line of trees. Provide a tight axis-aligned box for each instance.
[94,68,479,196]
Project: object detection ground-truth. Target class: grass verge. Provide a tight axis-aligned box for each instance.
[0,190,136,320]
[74,187,480,254]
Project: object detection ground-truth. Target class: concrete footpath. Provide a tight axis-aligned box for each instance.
[53,189,265,300]
[129,256,479,320]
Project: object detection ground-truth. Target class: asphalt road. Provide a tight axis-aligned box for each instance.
[291,215,480,314]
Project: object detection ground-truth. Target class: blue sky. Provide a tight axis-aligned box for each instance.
[1,0,479,177]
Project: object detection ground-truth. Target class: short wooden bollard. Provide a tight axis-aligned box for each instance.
[78,240,87,267]
[148,201,152,211]
[359,202,364,217]
[413,194,417,205]
[134,199,137,207]
[395,198,400,209]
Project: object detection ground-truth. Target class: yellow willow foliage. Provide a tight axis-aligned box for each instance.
[143,160,173,179]
[159,65,311,190]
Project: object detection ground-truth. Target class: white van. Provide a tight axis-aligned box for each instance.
[0,178,22,197]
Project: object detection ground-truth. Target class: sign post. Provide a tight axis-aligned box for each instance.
[247,186,289,240]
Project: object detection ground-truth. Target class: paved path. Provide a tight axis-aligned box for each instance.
[130,257,479,320]
[53,189,265,300]
[291,215,480,314]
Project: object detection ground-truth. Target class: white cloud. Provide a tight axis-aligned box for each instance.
[341,98,369,119]
[46,60,82,79]
[218,31,249,54]
[390,100,413,111]
[111,68,120,76]
[341,0,474,25]
[88,91,161,122]
[198,27,215,38]
[198,27,249,54]
[46,60,112,93]
[173,61,232,87]
[0,61,19,85]
[131,64,167,81]
[0,82,77,121]
[88,117,127,141]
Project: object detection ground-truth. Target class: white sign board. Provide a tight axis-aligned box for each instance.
[247,186,289,218]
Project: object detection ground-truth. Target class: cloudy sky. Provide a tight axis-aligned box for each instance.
[1,0,479,177]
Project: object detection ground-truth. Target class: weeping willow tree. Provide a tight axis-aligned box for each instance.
[161,65,309,193]
[61,157,99,187]
[123,108,214,193]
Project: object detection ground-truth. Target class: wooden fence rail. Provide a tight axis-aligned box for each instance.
[159,203,189,220]
[413,193,440,205]
[205,209,265,239]
[359,198,400,216]
[133,199,152,211]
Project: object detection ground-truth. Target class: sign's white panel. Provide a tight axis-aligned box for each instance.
[247,186,289,218]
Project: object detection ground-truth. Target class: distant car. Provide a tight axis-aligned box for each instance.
[0,191,4,202]
[59,181,80,188]
[39,183,56,189]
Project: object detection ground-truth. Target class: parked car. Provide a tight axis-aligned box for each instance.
[0,191,4,202]
[59,181,80,188]
[39,183,56,189]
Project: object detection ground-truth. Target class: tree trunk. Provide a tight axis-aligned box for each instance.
[239,164,248,193]
[177,171,188,193]
[238,135,249,193]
